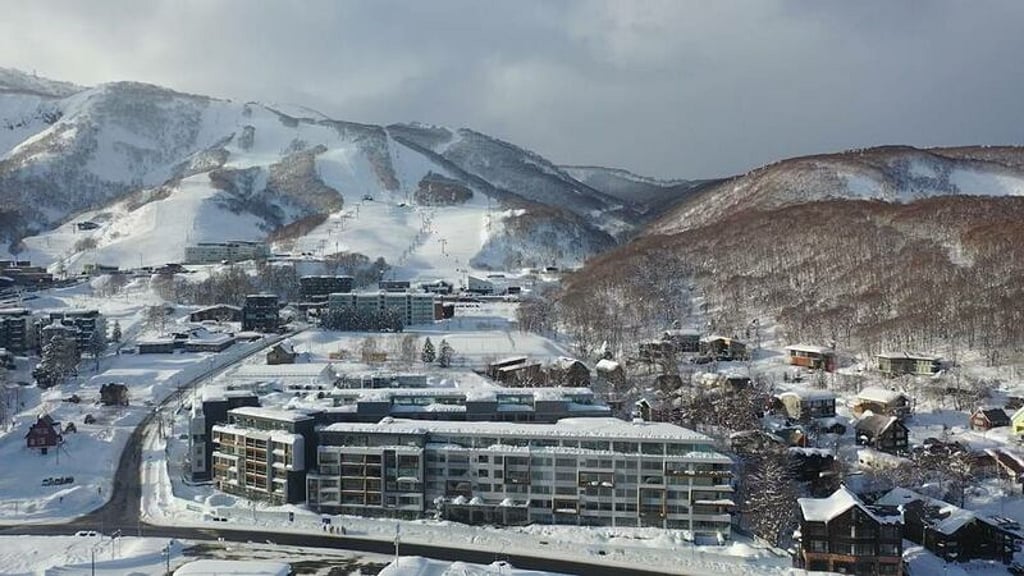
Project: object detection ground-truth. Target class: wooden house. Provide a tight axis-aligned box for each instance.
[546,357,590,387]
[774,390,837,421]
[25,414,61,454]
[855,415,909,455]
[100,382,129,406]
[729,429,787,456]
[970,407,1010,431]
[795,486,903,575]
[785,345,837,372]
[875,488,1014,564]
[986,448,1024,488]
[853,387,912,419]
[662,329,701,353]
[266,341,297,365]
[876,352,941,377]
[699,335,748,361]
[1010,407,1024,437]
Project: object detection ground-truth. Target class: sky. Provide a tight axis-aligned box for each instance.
[2,0,1023,179]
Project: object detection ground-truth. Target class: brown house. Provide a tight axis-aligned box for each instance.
[875,488,1014,564]
[785,345,837,372]
[855,415,909,455]
[25,414,62,454]
[266,341,297,365]
[699,335,748,361]
[970,407,1010,431]
[853,387,912,419]
[546,357,590,387]
[99,382,129,406]
[796,486,903,575]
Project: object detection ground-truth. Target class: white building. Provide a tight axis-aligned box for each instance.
[229,362,338,390]
[307,417,734,538]
[184,241,269,264]
[327,292,437,327]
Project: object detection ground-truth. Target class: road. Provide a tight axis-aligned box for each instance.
[0,331,695,576]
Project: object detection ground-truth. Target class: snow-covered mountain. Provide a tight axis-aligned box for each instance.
[561,165,716,217]
[0,69,640,277]
[651,145,1024,234]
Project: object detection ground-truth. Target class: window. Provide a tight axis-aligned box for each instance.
[478,469,489,477]
[477,455,489,463]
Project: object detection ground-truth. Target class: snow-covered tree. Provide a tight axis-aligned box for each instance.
[421,337,436,363]
[111,320,122,343]
[740,453,798,548]
[34,324,79,388]
[437,339,454,368]
[86,324,107,370]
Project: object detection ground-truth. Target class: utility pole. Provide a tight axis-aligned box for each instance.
[394,523,400,565]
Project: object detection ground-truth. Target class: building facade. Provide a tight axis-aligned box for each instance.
[300,275,353,302]
[307,418,734,539]
[0,308,35,353]
[184,241,269,264]
[796,487,903,575]
[242,294,279,332]
[326,292,437,329]
[211,407,318,504]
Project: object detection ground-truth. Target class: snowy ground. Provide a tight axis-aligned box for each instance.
[0,276,281,524]
[0,535,394,575]
[379,556,563,576]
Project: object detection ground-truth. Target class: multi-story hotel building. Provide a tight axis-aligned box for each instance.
[211,407,318,504]
[306,417,734,539]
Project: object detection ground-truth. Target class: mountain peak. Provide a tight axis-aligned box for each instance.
[0,67,84,98]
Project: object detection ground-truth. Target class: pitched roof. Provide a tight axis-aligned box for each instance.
[856,386,907,405]
[798,486,897,524]
[875,487,991,536]
[975,407,1010,424]
[855,414,902,437]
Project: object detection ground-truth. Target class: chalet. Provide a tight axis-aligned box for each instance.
[855,415,909,455]
[25,414,62,454]
[986,448,1024,488]
[100,382,129,406]
[875,488,1014,564]
[876,352,941,377]
[699,335,748,361]
[266,341,297,365]
[494,362,543,387]
[788,447,837,483]
[795,486,903,575]
[774,390,837,421]
[852,387,912,419]
[785,345,837,372]
[545,357,590,387]
[970,407,1011,431]
[1011,407,1024,437]
[188,304,243,324]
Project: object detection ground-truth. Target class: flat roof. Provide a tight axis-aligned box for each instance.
[785,344,833,355]
[232,363,334,378]
[323,417,715,442]
[228,406,317,423]
[174,560,290,576]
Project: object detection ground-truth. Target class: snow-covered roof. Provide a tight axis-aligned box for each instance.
[785,344,832,355]
[228,406,316,423]
[595,359,620,372]
[174,559,291,576]
[777,389,835,402]
[798,486,897,524]
[323,417,716,443]
[213,423,302,445]
[231,362,334,379]
[856,386,907,405]
[876,351,940,361]
[875,487,990,535]
[855,414,900,436]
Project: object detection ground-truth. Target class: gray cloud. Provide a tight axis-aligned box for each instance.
[1,0,1022,178]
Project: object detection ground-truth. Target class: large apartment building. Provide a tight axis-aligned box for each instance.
[327,292,437,329]
[306,417,734,539]
[211,407,318,504]
[0,308,35,353]
[184,241,269,264]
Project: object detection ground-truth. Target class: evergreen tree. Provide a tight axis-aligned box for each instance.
[111,321,122,343]
[421,337,436,363]
[437,339,454,368]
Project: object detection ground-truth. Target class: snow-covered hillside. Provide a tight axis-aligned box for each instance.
[0,70,629,278]
[652,145,1024,234]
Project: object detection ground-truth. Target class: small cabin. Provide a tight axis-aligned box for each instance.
[971,407,1010,431]
[25,415,61,454]
[784,345,837,372]
[877,352,941,377]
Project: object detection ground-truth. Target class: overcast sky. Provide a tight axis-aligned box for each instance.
[2,0,1022,179]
